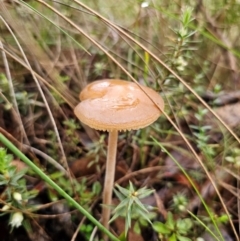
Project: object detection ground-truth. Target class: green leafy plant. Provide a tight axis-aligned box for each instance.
[49,172,101,209]
[63,118,81,146]
[191,210,230,241]
[225,147,240,167]
[172,193,188,212]
[63,118,82,161]
[190,108,216,168]
[0,148,38,230]
[153,212,193,241]
[200,211,229,226]
[79,223,94,240]
[133,211,157,235]
[0,134,120,241]
[47,119,81,164]
[165,6,197,81]
[110,182,154,236]
[79,222,105,241]
[87,134,106,173]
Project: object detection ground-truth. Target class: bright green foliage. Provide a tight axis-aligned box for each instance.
[153,212,193,241]
[79,223,93,240]
[178,7,195,39]
[0,148,35,201]
[201,210,229,225]
[0,148,38,230]
[79,223,105,241]
[0,147,14,175]
[110,182,155,236]
[133,211,157,235]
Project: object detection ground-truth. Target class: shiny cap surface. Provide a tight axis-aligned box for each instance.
[74,79,164,131]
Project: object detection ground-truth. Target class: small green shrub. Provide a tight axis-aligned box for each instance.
[153,212,193,241]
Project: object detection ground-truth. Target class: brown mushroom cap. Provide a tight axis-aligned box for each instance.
[74,79,164,131]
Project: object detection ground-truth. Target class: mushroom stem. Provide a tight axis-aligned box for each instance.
[102,130,118,230]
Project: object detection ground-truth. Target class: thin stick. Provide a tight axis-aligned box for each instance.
[102,130,118,230]
[0,40,29,145]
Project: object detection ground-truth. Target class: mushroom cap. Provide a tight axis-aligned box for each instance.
[74,79,164,131]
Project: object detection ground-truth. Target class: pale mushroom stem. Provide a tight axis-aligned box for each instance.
[102,129,118,230]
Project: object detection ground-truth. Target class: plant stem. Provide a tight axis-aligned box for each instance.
[102,130,118,230]
[0,133,120,241]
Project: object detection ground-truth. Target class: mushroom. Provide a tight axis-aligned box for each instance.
[74,79,164,230]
